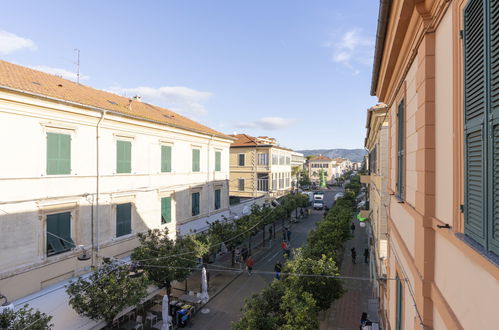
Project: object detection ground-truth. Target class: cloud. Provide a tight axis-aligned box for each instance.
[324,28,374,74]
[0,30,36,54]
[32,65,89,82]
[235,117,296,130]
[108,86,212,116]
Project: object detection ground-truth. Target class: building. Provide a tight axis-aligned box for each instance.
[0,60,233,328]
[306,155,335,184]
[228,134,293,199]
[290,151,305,188]
[362,103,390,325]
[370,1,499,329]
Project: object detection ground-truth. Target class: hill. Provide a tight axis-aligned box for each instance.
[297,149,366,163]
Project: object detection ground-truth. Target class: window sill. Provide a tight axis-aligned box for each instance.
[394,195,404,203]
[455,233,499,267]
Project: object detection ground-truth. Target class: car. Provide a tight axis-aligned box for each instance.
[334,192,344,201]
[313,200,324,210]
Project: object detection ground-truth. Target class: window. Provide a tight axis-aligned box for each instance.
[396,100,405,199]
[286,156,290,165]
[46,212,74,256]
[238,154,245,166]
[396,275,403,330]
[272,174,277,190]
[117,140,132,173]
[192,149,200,172]
[192,192,200,216]
[272,154,279,165]
[258,153,268,165]
[238,179,245,191]
[463,0,499,255]
[215,151,221,171]
[279,155,285,165]
[257,173,269,192]
[214,189,221,210]
[161,197,172,224]
[161,145,172,173]
[47,132,71,175]
[116,203,132,237]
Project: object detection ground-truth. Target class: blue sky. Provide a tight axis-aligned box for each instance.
[0,0,378,150]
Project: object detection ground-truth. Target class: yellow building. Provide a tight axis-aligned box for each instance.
[371,1,499,329]
[229,134,293,199]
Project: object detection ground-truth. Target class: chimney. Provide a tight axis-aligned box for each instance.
[133,95,142,102]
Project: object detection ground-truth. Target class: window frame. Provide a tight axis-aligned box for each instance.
[46,132,71,175]
[116,140,132,174]
[215,150,222,172]
[192,148,201,172]
[116,202,132,237]
[214,189,221,210]
[238,178,245,191]
[161,196,172,224]
[46,211,74,257]
[238,153,245,166]
[161,144,172,173]
[192,192,200,216]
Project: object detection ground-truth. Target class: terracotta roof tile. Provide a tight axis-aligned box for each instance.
[309,155,333,161]
[0,60,231,140]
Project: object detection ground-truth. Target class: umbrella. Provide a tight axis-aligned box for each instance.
[200,266,209,304]
[161,294,170,330]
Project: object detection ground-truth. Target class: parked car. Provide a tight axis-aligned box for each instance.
[313,200,324,210]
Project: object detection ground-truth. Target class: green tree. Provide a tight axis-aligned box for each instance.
[131,228,196,293]
[0,305,53,330]
[299,170,311,187]
[66,260,148,326]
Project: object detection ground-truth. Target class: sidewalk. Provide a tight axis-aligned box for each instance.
[320,220,378,330]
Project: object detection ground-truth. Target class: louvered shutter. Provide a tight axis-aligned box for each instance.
[117,141,132,173]
[161,197,172,224]
[397,100,405,199]
[161,145,172,172]
[215,151,221,171]
[116,203,132,237]
[192,149,200,172]
[47,133,71,174]
[488,0,499,254]
[464,0,487,245]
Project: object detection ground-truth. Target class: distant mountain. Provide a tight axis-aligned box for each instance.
[297,149,366,163]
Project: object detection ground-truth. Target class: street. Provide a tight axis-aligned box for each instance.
[189,188,343,330]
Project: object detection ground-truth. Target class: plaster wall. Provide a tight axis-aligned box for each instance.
[405,58,419,207]
[390,199,416,259]
[434,7,454,223]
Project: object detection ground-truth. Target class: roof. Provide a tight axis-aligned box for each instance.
[0,60,232,140]
[229,133,292,151]
[309,155,333,161]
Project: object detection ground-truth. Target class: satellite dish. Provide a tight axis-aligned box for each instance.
[242,206,251,216]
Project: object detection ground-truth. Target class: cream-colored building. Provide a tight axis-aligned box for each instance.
[307,155,335,184]
[229,134,293,199]
[362,103,389,323]
[0,61,233,329]
[291,151,305,188]
[371,1,499,329]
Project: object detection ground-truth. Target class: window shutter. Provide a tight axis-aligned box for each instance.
[47,133,71,175]
[116,203,132,237]
[215,151,221,171]
[192,193,200,216]
[489,0,499,254]
[117,141,132,173]
[397,100,405,199]
[161,197,172,224]
[47,133,59,174]
[464,0,487,245]
[239,154,245,166]
[215,189,221,209]
[192,149,200,172]
[162,145,172,172]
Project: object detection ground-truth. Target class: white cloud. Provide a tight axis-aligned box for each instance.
[236,117,296,130]
[324,28,374,73]
[108,86,212,116]
[0,30,36,54]
[32,65,89,82]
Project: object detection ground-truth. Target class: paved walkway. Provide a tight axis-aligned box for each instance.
[320,220,378,330]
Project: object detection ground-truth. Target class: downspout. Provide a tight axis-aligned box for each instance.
[95,110,106,262]
[207,134,214,217]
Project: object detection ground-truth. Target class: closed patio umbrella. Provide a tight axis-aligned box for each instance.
[200,266,209,304]
[161,294,170,330]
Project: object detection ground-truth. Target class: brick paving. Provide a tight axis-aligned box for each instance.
[320,221,377,330]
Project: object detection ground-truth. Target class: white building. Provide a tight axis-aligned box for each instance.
[0,60,233,328]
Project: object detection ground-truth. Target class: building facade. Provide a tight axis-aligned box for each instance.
[229,134,293,199]
[0,61,233,328]
[306,155,335,184]
[371,1,499,329]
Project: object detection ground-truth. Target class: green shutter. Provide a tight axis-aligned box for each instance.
[215,151,221,171]
[215,189,221,209]
[117,141,132,173]
[489,0,499,254]
[161,197,172,224]
[397,100,405,199]
[116,203,132,237]
[46,212,73,256]
[161,145,172,172]
[464,0,487,245]
[396,276,403,330]
[192,149,200,172]
[192,192,200,216]
[239,154,245,166]
[47,133,71,175]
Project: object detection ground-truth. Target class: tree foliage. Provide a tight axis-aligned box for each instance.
[0,305,53,330]
[66,260,148,325]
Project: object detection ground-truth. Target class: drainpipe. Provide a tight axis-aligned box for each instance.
[95,110,106,262]
[207,134,214,217]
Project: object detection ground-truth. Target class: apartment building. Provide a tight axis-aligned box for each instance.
[229,134,293,199]
[307,155,335,184]
[0,61,233,328]
[371,1,499,329]
[362,103,390,324]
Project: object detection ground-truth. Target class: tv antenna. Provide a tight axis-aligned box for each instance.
[74,48,80,84]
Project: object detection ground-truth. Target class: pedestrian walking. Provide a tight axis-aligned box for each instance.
[351,222,356,235]
[351,247,357,264]
[274,261,282,280]
[245,255,254,275]
[283,227,288,241]
[268,226,273,240]
[234,247,241,264]
[363,248,369,264]
[300,208,304,219]
[241,246,248,261]
[286,228,292,242]
[360,312,373,329]
[281,241,290,259]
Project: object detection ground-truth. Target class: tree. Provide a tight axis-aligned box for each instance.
[131,228,196,294]
[0,305,53,330]
[66,260,148,326]
[299,170,311,187]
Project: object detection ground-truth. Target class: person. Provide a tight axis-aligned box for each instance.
[268,226,273,240]
[283,227,288,241]
[351,247,357,264]
[274,261,282,280]
[360,312,372,329]
[286,228,292,242]
[363,248,369,264]
[300,208,304,219]
[245,255,254,275]
[351,222,356,235]
[281,241,290,259]
[234,247,241,264]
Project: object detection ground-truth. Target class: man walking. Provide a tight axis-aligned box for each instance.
[245,255,254,275]
[363,248,369,264]
[274,261,282,280]
[351,247,357,264]
[351,222,356,235]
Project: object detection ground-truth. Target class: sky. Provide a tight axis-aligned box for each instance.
[0,0,379,150]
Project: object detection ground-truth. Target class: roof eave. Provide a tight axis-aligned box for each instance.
[370,0,392,96]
